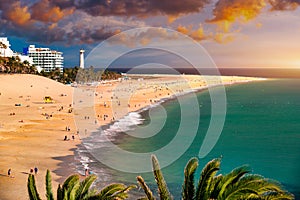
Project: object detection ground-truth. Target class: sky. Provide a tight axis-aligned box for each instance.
[0,0,300,69]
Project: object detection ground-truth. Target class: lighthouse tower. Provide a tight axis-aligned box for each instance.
[79,49,85,69]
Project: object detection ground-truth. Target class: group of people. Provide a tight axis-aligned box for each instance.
[65,126,71,131]
[30,167,38,174]
[64,134,75,141]
[7,166,38,178]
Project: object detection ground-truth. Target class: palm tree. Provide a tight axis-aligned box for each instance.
[137,155,294,200]
[137,155,173,200]
[0,41,7,57]
[28,169,136,200]
[184,158,294,200]
[45,170,54,200]
[28,173,42,200]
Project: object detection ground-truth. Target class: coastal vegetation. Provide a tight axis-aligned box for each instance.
[28,156,294,200]
[0,56,122,84]
[138,155,294,200]
[27,169,135,200]
[75,66,122,84]
[0,56,36,74]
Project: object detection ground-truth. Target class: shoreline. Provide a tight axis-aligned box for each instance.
[100,75,267,126]
[69,75,268,199]
[0,74,266,200]
[73,75,267,174]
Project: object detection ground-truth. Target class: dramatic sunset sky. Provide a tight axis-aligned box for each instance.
[0,0,300,68]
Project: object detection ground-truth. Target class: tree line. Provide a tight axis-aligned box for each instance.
[0,56,122,84]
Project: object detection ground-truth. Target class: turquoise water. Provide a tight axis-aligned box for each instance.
[85,79,300,198]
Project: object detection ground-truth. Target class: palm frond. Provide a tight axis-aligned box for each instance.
[151,155,172,200]
[27,174,42,200]
[207,173,224,199]
[260,191,295,200]
[182,157,198,200]
[137,175,156,200]
[195,158,221,200]
[75,174,97,200]
[96,183,128,199]
[113,185,137,200]
[45,169,54,200]
[216,165,251,199]
[61,174,80,200]
[222,174,264,199]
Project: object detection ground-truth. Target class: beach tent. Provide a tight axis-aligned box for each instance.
[44,96,54,103]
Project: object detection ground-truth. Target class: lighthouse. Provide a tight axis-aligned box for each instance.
[79,49,85,69]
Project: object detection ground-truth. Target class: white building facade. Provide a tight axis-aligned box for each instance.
[0,37,33,64]
[24,45,64,72]
[0,37,14,57]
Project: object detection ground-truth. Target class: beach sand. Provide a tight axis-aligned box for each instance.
[0,74,78,200]
[0,74,264,199]
[92,75,265,127]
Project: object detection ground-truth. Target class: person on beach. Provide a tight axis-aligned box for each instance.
[85,168,89,176]
[64,135,68,141]
[34,167,38,174]
[30,168,33,174]
[8,168,11,177]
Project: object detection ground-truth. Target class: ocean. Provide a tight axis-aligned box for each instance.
[75,78,300,199]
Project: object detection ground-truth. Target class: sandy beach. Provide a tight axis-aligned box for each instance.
[92,75,265,127]
[0,74,265,200]
[0,74,78,200]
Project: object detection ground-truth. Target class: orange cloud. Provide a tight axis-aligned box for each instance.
[210,0,266,22]
[176,24,237,44]
[48,23,58,30]
[177,25,190,35]
[31,0,74,23]
[213,32,235,44]
[5,1,31,26]
[190,25,206,41]
[176,24,206,41]
[256,22,263,28]
[268,0,300,10]
[208,0,267,32]
[167,15,179,24]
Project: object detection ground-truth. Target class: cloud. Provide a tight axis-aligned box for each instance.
[0,0,222,45]
[209,0,266,24]
[176,24,236,44]
[256,22,263,28]
[213,32,235,44]
[176,24,207,41]
[107,27,181,47]
[50,0,211,18]
[1,0,300,46]
[30,0,74,23]
[2,1,31,26]
[268,0,300,10]
[0,2,146,45]
[207,0,300,32]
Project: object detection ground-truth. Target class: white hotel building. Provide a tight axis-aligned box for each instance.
[0,37,33,64]
[24,45,64,72]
